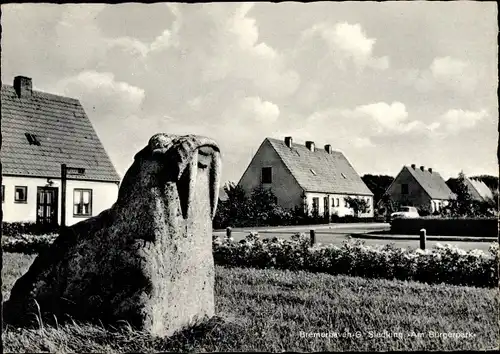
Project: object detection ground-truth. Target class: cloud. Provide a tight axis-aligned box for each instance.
[354,102,409,132]
[430,57,481,93]
[353,137,375,148]
[1,3,497,182]
[221,96,280,126]
[302,22,389,71]
[242,96,280,123]
[160,3,300,99]
[403,56,483,96]
[56,71,145,118]
[439,109,488,133]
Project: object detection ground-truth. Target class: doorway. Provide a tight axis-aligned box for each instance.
[37,187,59,225]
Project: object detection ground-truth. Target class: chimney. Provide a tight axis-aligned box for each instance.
[284,136,293,148]
[428,167,433,173]
[420,165,425,171]
[411,164,416,169]
[305,141,315,152]
[324,144,332,154]
[14,76,32,98]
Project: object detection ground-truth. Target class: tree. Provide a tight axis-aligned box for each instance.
[361,174,395,206]
[444,171,475,217]
[345,196,370,217]
[213,182,251,228]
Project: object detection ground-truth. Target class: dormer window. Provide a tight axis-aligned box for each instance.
[310,169,317,176]
[341,173,346,179]
[25,133,41,146]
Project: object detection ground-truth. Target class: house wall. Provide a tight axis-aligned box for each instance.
[2,176,119,226]
[430,199,449,213]
[386,168,432,210]
[238,140,304,210]
[304,192,374,218]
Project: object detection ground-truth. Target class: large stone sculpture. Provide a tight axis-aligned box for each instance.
[3,133,221,337]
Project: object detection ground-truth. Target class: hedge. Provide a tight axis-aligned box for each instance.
[2,222,59,237]
[390,217,498,237]
[4,232,497,288]
[213,233,498,288]
[2,234,57,254]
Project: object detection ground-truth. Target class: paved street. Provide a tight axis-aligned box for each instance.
[213,223,496,252]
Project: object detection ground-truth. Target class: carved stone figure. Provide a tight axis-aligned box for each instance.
[3,133,221,337]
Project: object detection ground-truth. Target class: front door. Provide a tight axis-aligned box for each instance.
[37,187,58,225]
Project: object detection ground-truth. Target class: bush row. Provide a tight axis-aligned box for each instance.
[213,233,498,288]
[2,222,59,237]
[4,232,498,288]
[2,234,57,254]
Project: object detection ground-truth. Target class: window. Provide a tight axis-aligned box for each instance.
[1,185,4,203]
[261,167,272,184]
[25,133,41,146]
[345,197,349,207]
[14,186,27,203]
[401,184,409,195]
[324,197,329,213]
[341,173,347,179]
[312,197,319,216]
[73,189,92,216]
[310,169,317,176]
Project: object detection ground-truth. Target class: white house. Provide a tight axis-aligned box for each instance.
[1,76,121,226]
[237,137,374,218]
[382,165,455,214]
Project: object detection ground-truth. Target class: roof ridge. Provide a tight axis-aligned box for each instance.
[266,137,344,153]
[405,165,454,199]
[266,137,373,196]
[2,84,80,104]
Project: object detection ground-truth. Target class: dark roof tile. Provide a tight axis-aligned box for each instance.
[405,166,455,200]
[267,138,373,196]
[1,84,120,183]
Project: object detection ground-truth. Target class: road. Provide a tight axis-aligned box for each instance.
[213,223,496,252]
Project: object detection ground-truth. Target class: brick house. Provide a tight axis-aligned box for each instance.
[237,137,374,218]
[1,76,121,226]
[383,164,455,213]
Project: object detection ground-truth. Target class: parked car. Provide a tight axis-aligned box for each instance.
[390,206,420,220]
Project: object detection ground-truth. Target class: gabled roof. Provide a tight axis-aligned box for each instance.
[467,178,494,202]
[266,138,373,196]
[1,83,121,183]
[405,166,455,200]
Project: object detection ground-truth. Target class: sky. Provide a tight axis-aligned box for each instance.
[1,2,498,184]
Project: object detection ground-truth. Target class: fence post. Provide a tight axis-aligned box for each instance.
[419,228,426,250]
[310,229,316,247]
[226,227,232,239]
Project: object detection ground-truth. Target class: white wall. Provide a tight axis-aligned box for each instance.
[2,176,119,226]
[304,192,374,218]
[431,199,449,213]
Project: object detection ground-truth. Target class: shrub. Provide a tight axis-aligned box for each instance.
[2,234,57,254]
[2,222,59,237]
[213,233,498,288]
[7,231,496,288]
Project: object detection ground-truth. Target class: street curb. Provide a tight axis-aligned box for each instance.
[351,233,497,243]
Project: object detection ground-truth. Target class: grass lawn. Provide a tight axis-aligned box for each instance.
[2,252,499,352]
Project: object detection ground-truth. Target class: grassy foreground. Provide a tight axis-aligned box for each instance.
[2,252,499,352]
